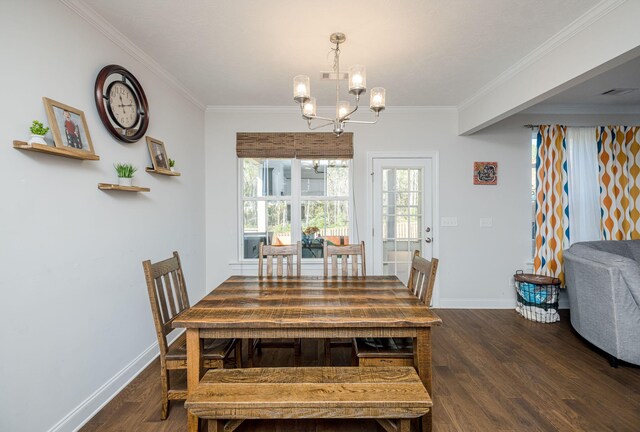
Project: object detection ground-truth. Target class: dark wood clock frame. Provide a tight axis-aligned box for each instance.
[94,64,149,143]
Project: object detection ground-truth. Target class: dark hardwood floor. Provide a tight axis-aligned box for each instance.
[81,310,640,432]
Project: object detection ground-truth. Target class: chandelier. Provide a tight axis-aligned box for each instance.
[293,33,386,136]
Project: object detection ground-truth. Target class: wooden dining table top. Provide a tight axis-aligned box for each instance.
[173,275,442,329]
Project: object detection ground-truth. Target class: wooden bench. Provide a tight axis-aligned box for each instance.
[185,366,431,432]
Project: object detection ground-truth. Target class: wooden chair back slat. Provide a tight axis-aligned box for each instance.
[170,270,182,311]
[406,250,438,305]
[323,241,366,277]
[143,251,191,355]
[163,273,178,317]
[154,277,170,325]
[259,242,302,277]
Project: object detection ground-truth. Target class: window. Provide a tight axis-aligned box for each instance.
[241,158,351,259]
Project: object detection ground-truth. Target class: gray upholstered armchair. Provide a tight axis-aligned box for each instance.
[564,240,640,367]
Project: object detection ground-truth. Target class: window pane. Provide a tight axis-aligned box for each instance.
[243,200,291,258]
[301,200,349,258]
[243,158,291,198]
[300,159,349,197]
[327,163,349,196]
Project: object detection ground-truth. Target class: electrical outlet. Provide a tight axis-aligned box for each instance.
[440,217,458,227]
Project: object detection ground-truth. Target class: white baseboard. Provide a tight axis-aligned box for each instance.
[437,298,570,309]
[437,298,517,309]
[46,332,181,432]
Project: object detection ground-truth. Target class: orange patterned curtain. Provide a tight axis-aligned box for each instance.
[597,126,640,240]
[534,125,569,283]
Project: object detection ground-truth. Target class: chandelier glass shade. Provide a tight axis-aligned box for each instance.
[293,33,385,136]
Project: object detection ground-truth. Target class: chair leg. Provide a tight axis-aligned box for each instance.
[235,341,242,368]
[324,338,332,366]
[160,364,169,420]
[398,419,410,432]
[351,344,358,366]
[207,419,225,432]
[247,338,254,368]
[295,338,302,356]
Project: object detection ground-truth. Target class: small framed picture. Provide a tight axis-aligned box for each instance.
[474,161,498,185]
[146,136,170,171]
[42,97,96,155]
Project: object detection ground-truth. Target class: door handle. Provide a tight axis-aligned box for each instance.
[425,238,432,243]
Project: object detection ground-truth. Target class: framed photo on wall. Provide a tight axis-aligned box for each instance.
[42,97,96,155]
[146,136,170,171]
[473,161,498,185]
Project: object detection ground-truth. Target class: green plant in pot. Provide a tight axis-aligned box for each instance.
[168,158,176,172]
[114,163,137,187]
[28,120,49,145]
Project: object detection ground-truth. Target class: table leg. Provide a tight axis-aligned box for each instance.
[187,328,203,432]
[414,328,432,432]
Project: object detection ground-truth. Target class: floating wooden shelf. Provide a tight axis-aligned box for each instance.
[13,140,100,160]
[145,167,181,176]
[98,183,150,192]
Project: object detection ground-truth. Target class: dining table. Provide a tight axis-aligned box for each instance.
[173,275,442,432]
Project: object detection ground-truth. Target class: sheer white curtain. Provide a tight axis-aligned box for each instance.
[566,127,601,244]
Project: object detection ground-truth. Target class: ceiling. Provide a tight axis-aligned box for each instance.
[82,0,609,108]
[523,55,640,113]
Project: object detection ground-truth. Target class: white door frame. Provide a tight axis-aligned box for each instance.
[366,151,440,306]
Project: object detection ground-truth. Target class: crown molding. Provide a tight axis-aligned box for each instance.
[206,106,301,113]
[206,105,457,113]
[59,0,206,111]
[457,0,626,111]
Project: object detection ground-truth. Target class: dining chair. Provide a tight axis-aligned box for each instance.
[249,241,302,367]
[354,250,439,367]
[143,251,241,420]
[323,241,366,365]
[323,240,366,277]
[258,241,302,277]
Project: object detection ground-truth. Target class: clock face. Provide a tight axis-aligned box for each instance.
[107,81,140,129]
[95,65,149,143]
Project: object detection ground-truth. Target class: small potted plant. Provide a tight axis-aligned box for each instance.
[168,158,176,172]
[28,120,49,145]
[114,163,137,187]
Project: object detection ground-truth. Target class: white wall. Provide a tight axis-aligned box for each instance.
[206,109,640,308]
[0,1,205,431]
[205,108,533,307]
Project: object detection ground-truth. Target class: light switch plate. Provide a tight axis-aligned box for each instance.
[441,216,458,227]
[479,217,493,227]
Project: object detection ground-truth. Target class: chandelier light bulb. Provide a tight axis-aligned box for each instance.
[302,97,317,118]
[293,75,310,102]
[337,101,351,119]
[348,65,366,96]
[370,87,386,112]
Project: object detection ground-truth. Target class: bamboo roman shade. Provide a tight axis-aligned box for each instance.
[236,132,353,159]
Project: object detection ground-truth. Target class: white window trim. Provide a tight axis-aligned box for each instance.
[236,158,353,263]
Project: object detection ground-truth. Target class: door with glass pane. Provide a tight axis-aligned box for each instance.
[372,158,433,285]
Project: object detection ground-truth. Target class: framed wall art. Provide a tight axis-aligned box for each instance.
[473,161,498,185]
[146,136,170,171]
[42,97,96,156]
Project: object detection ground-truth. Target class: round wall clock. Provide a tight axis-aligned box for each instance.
[94,64,149,143]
